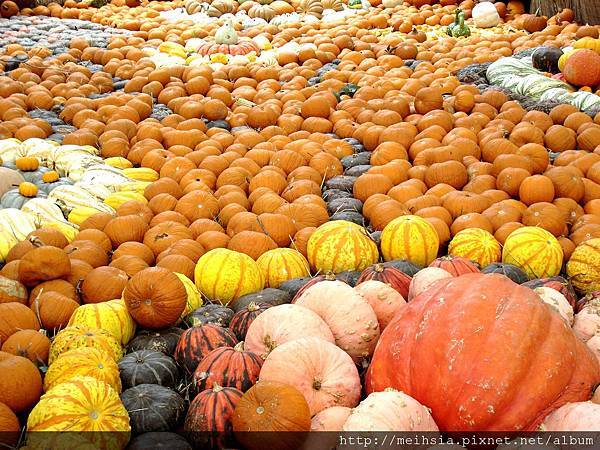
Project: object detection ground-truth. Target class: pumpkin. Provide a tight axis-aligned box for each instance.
[567,238,600,294]
[244,304,334,359]
[0,302,40,344]
[0,352,42,413]
[502,226,563,280]
[354,280,407,331]
[481,263,529,284]
[408,267,454,300]
[128,432,191,450]
[1,329,50,365]
[184,304,234,328]
[0,275,27,304]
[448,228,502,268]
[193,341,262,394]
[381,215,439,267]
[522,277,578,309]
[383,259,421,276]
[127,327,184,355]
[342,389,439,431]
[68,300,136,346]
[43,347,121,393]
[429,255,480,276]
[194,248,265,305]
[231,288,291,312]
[122,384,185,434]
[307,221,378,274]
[123,267,187,330]
[27,376,130,450]
[532,47,563,74]
[119,350,179,389]
[563,49,600,87]
[229,302,272,341]
[232,381,311,450]
[311,406,352,431]
[32,292,79,333]
[356,263,411,299]
[49,326,123,364]
[256,248,310,288]
[295,281,380,363]
[0,401,19,441]
[366,274,600,431]
[184,384,242,450]
[18,246,71,287]
[174,324,238,375]
[80,266,129,304]
[540,401,600,431]
[535,287,574,326]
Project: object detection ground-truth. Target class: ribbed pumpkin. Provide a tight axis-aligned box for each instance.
[43,347,121,393]
[448,228,502,268]
[307,221,378,273]
[366,274,600,431]
[380,215,439,267]
[229,302,272,341]
[184,384,243,450]
[567,238,600,294]
[194,248,265,305]
[193,341,262,394]
[522,276,578,309]
[49,326,124,364]
[27,376,130,449]
[356,263,411,299]
[502,226,563,279]
[174,272,203,319]
[121,384,185,434]
[123,267,187,329]
[126,327,184,355]
[118,350,179,389]
[429,256,480,276]
[256,248,310,288]
[68,300,136,346]
[174,324,238,375]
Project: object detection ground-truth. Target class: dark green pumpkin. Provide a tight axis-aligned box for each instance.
[118,350,179,389]
[184,304,235,328]
[532,46,564,74]
[230,288,291,313]
[482,263,529,284]
[383,259,421,276]
[128,432,192,450]
[121,384,186,435]
[277,277,312,299]
[127,327,184,355]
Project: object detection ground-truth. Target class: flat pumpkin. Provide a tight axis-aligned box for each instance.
[366,274,600,431]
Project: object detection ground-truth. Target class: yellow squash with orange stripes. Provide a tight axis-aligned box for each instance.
[449,228,501,268]
[380,215,439,267]
[68,300,136,346]
[502,226,563,279]
[256,248,310,288]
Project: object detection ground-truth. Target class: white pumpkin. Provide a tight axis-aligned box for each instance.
[534,287,574,325]
[310,406,352,431]
[540,402,600,431]
[472,1,500,28]
[0,139,22,163]
[573,300,600,342]
[586,334,600,364]
[21,198,68,226]
[18,138,59,164]
[409,267,453,300]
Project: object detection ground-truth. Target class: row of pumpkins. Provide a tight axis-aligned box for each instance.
[0,216,600,448]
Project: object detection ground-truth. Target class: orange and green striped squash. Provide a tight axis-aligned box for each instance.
[49,326,124,365]
[27,376,130,449]
[43,347,121,393]
[194,248,264,305]
[502,226,563,279]
[307,220,379,273]
[380,215,439,267]
[448,228,501,268]
[566,238,600,294]
[68,300,136,346]
[256,248,311,288]
[174,272,203,319]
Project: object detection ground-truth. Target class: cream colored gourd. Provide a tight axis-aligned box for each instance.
[215,20,238,44]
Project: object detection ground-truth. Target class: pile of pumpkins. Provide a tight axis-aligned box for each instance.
[0,0,600,445]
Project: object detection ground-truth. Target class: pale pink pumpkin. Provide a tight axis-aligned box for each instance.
[408,267,453,300]
[535,287,574,326]
[593,386,600,404]
[342,389,438,431]
[540,402,600,431]
[244,304,335,359]
[586,335,600,364]
[294,281,380,363]
[573,300,600,342]
[311,406,352,431]
[259,337,361,416]
[354,280,407,331]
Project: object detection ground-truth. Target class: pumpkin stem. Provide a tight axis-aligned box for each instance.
[312,379,322,391]
[373,263,385,273]
[324,272,337,281]
[233,341,245,352]
[212,382,223,393]
[247,302,260,312]
[28,236,44,248]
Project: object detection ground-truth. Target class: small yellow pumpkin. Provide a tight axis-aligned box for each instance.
[19,182,38,198]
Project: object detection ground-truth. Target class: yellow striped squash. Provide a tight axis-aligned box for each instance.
[174,272,203,318]
[116,181,151,194]
[122,167,159,182]
[42,220,79,243]
[307,220,379,273]
[49,326,124,364]
[380,215,439,267]
[43,347,121,393]
[256,248,311,288]
[68,300,136,346]
[104,157,133,169]
[566,238,600,294]
[448,228,501,268]
[104,191,148,210]
[502,226,563,279]
[194,248,264,305]
[68,206,109,227]
[27,376,130,448]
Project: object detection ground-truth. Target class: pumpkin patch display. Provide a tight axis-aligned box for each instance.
[0,0,600,440]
